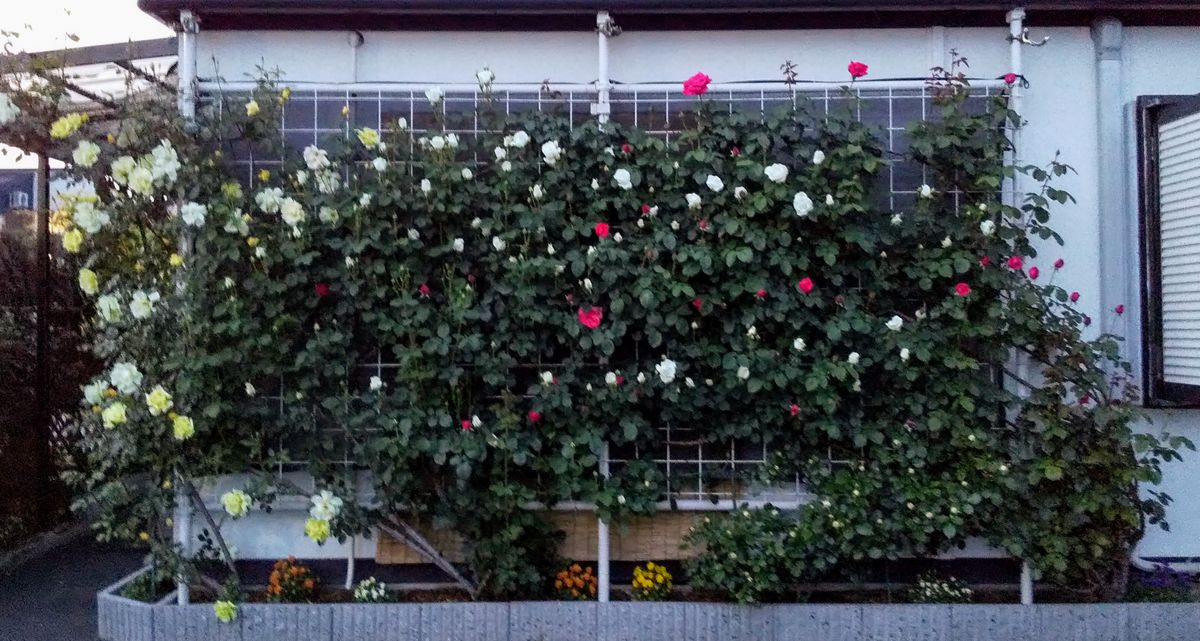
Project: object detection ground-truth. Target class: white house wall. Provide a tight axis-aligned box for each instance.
[193,23,1200,563]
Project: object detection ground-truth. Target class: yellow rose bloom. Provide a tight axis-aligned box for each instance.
[171,415,195,441]
[341,104,350,117]
[258,169,271,183]
[50,112,88,139]
[145,385,173,416]
[222,181,243,200]
[356,127,380,149]
[213,600,238,623]
[247,237,260,248]
[305,517,330,544]
[138,531,150,542]
[245,99,260,116]
[62,228,84,253]
[280,87,292,102]
[169,253,184,267]
[78,268,99,296]
[101,402,127,428]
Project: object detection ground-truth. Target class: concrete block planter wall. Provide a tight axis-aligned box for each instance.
[99,573,1200,641]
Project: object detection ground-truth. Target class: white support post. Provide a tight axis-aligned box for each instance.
[174,9,199,607]
[1020,560,1034,605]
[1092,16,1128,353]
[597,441,611,603]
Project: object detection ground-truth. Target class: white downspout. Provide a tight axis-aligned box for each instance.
[594,10,617,604]
[1092,17,1131,357]
[1006,8,1036,606]
[174,9,199,607]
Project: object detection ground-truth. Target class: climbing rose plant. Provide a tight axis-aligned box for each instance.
[0,52,1187,603]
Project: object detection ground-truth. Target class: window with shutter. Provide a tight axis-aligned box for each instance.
[1139,95,1200,406]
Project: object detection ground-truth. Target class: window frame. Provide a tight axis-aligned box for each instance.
[1137,94,1200,407]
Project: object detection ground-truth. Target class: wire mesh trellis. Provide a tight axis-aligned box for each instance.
[205,80,1005,507]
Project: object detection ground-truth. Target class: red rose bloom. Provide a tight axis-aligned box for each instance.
[1083,315,1092,326]
[1003,72,1019,85]
[1054,258,1065,269]
[980,255,991,266]
[848,61,869,78]
[682,72,712,96]
[594,222,610,238]
[789,403,800,417]
[461,419,472,431]
[699,219,710,231]
[1079,394,1090,405]
[729,146,741,157]
[1115,304,1125,315]
[1007,256,1024,270]
[419,283,431,297]
[692,298,703,311]
[797,277,814,294]
[1070,291,1080,302]
[1028,266,1039,280]
[756,289,767,299]
[621,142,633,155]
[955,282,972,297]
[641,204,652,215]
[314,283,330,297]
[577,306,603,329]
[527,410,541,423]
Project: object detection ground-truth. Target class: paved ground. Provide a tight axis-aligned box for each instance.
[0,536,143,641]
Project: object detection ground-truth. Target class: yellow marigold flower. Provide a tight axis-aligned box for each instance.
[305,517,330,544]
[171,415,195,441]
[169,253,184,268]
[258,168,271,183]
[247,237,260,248]
[50,112,88,139]
[213,600,238,623]
[62,228,84,253]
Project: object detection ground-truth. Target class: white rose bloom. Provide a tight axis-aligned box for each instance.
[510,130,530,148]
[614,232,623,243]
[471,217,482,229]
[0,93,21,124]
[420,178,432,194]
[547,244,556,255]
[500,160,512,172]
[891,213,903,226]
[886,315,903,332]
[734,186,749,201]
[637,372,646,384]
[223,277,235,289]
[900,347,911,362]
[109,362,143,394]
[793,191,814,217]
[317,171,341,194]
[655,358,677,384]
[685,193,702,210]
[279,198,305,228]
[494,147,507,161]
[736,366,750,381]
[492,236,507,252]
[919,184,934,198]
[590,178,599,190]
[149,141,181,185]
[83,381,107,405]
[477,67,495,86]
[847,352,861,365]
[72,141,101,168]
[128,166,154,196]
[179,201,207,227]
[446,238,463,253]
[472,415,483,428]
[980,220,996,236]
[310,490,344,521]
[605,372,618,386]
[359,193,371,207]
[429,136,446,151]
[130,290,156,319]
[372,157,388,171]
[407,229,420,241]
[425,86,444,104]
[812,150,826,165]
[396,117,408,131]
[303,145,330,170]
[460,167,473,180]
[613,168,633,190]
[97,295,122,323]
[825,194,835,206]
[793,338,806,352]
[541,140,562,166]
[295,170,309,185]
[705,175,724,192]
[763,163,788,183]
[255,187,284,213]
[446,133,460,149]
[583,278,593,292]
[670,220,680,230]
[319,207,339,223]
[72,202,111,234]
[940,236,953,248]
[531,184,544,200]
[110,156,137,185]
[255,246,267,259]
[369,376,384,391]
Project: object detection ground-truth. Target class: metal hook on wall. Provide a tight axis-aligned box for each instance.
[1009,27,1050,47]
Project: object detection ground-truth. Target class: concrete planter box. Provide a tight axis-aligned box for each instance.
[99,572,1200,641]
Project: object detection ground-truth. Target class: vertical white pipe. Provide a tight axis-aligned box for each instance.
[595,10,614,604]
[1092,17,1128,353]
[1020,560,1034,605]
[174,9,199,606]
[345,536,357,590]
[1006,8,1025,156]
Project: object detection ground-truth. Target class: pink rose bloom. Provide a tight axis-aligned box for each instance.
[683,72,712,96]
[848,61,869,79]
